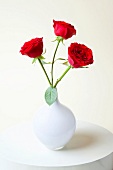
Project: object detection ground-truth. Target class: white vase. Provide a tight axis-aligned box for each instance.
[33,99,76,150]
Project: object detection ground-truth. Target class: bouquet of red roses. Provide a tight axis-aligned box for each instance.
[20,20,93,105]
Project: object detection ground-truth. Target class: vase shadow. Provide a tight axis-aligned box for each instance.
[63,131,97,151]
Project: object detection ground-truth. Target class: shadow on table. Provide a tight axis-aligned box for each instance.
[63,132,97,151]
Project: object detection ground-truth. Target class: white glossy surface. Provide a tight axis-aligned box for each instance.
[33,100,76,150]
[0,153,112,170]
[0,120,113,168]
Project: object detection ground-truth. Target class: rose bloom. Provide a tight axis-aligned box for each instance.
[53,20,76,39]
[68,43,93,68]
[20,38,43,58]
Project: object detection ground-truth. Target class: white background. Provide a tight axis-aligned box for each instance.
[0,0,113,132]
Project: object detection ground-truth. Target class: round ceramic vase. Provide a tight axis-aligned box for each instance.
[33,99,76,150]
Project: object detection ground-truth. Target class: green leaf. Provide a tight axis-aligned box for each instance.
[62,61,69,66]
[32,58,38,64]
[38,56,45,60]
[55,58,66,62]
[41,60,52,65]
[32,56,45,64]
[56,36,64,42]
[52,36,64,44]
[45,87,58,105]
[42,48,46,55]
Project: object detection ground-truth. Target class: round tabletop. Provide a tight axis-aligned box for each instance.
[0,120,113,167]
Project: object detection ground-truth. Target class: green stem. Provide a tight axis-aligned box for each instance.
[38,58,52,86]
[51,40,61,86]
[54,65,72,88]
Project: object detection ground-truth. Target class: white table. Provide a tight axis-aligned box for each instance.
[0,120,113,170]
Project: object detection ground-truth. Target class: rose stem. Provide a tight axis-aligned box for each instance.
[38,58,52,86]
[51,40,61,87]
[54,65,72,88]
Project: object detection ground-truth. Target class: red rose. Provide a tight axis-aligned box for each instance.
[20,38,43,58]
[68,43,93,68]
[53,20,76,39]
